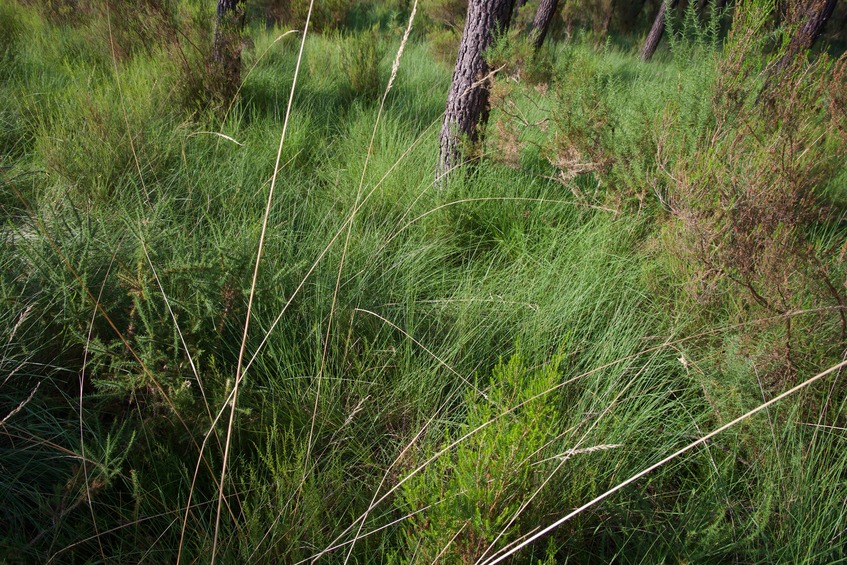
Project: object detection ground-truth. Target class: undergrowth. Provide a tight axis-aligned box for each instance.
[1,0,846,562]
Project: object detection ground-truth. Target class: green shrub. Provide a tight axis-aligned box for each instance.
[340,26,386,101]
[425,27,462,65]
[399,352,565,561]
[419,0,466,64]
[488,42,711,207]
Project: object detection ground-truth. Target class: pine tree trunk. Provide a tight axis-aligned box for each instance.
[640,0,679,61]
[600,0,617,36]
[213,0,245,100]
[436,0,515,182]
[795,0,837,50]
[775,0,837,73]
[529,0,559,49]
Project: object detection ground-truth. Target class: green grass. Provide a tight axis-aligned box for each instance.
[1,0,846,562]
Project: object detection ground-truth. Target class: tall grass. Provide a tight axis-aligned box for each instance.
[1,0,846,562]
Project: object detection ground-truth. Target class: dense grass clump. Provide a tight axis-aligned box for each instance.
[1,0,846,562]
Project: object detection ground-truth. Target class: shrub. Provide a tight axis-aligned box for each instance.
[255,0,358,32]
[419,0,466,64]
[666,0,847,385]
[399,352,564,561]
[487,42,704,209]
[340,26,386,102]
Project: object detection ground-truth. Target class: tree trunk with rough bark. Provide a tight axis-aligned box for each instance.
[640,0,679,61]
[213,0,245,100]
[778,0,837,69]
[600,0,617,37]
[436,0,515,182]
[529,0,559,49]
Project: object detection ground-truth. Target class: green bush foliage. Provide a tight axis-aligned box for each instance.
[399,352,565,561]
[340,26,387,101]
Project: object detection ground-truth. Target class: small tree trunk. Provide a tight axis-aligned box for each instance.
[775,0,837,73]
[640,0,680,61]
[600,0,617,36]
[213,0,245,100]
[436,0,515,182]
[529,0,560,49]
[795,0,837,50]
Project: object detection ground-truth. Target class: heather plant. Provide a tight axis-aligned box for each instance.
[666,0,847,385]
[399,352,566,561]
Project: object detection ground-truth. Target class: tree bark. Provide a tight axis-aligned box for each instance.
[600,0,617,37]
[529,0,559,49]
[213,0,245,100]
[775,0,837,73]
[794,0,837,50]
[437,0,515,181]
[640,0,680,61]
